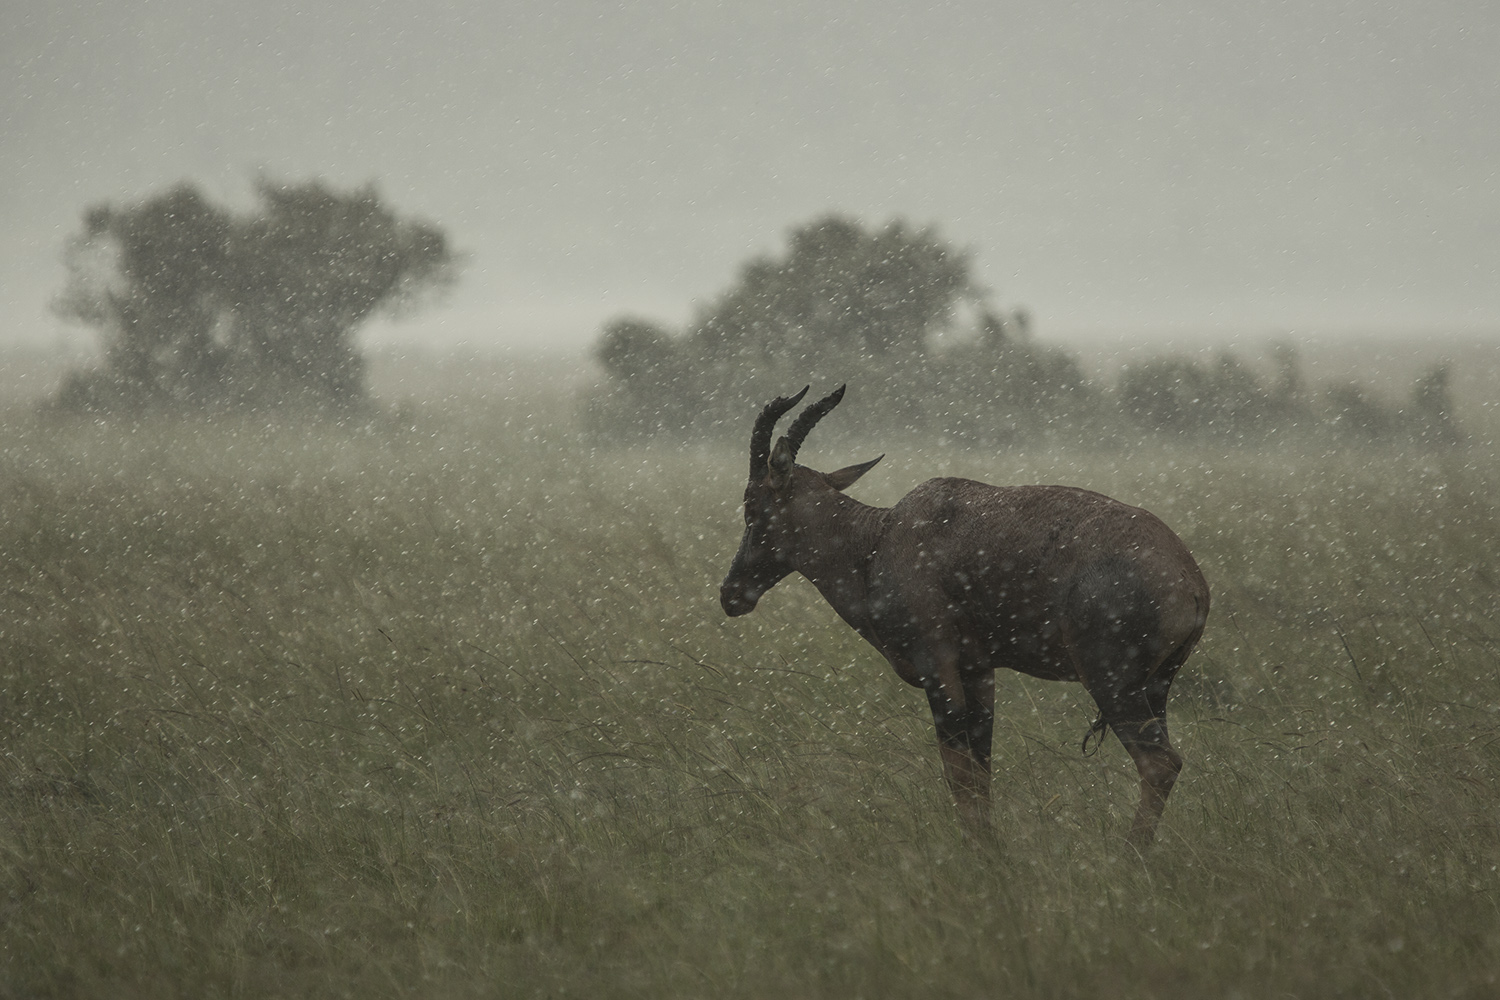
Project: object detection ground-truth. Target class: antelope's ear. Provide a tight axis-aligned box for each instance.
[768,436,796,491]
[825,455,883,492]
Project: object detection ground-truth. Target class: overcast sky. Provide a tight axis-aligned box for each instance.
[4,0,1498,353]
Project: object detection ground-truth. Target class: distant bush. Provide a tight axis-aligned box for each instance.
[1116,348,1460,444]
[1117,351,1297,439]
[1118,357,1219,434]
[51,178,456,414]
[1323,381,1395,439]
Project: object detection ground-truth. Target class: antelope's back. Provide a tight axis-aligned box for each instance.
[874,478,1209,668]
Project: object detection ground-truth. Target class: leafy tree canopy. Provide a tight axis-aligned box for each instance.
[595,317,677,382]
[54,178,456,411]
[690,214,978,362]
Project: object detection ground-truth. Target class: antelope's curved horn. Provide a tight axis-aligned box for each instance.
[784,384,846,462]
[749,386,809,480]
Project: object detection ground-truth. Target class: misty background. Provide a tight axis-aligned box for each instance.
[5,0,1498,361]
[9,5,1500,992]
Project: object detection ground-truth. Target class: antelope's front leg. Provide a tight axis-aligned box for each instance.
[919,651,995,829]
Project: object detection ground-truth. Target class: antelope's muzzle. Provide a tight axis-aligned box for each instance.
[719,579,761,617]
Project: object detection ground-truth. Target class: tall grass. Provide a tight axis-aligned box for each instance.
[2,383,1499,998]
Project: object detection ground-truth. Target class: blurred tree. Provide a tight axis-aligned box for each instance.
[1268,340,1305,405]
[225,179,455,403]
[977,308,1010,351]
[689,214,977,363]
[54,184,233,402]
[1209,352,1273,430]
[1408,364,1462,445]
[54,178,456,411]
[590,316,694,436]
[595,317,678,383]
[1325,382,1395,439]
[1117,357,1216,433]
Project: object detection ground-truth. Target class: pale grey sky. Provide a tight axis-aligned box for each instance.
[4,0,1498,352]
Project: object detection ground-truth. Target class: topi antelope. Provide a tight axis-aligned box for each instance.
[720,385,1210,845]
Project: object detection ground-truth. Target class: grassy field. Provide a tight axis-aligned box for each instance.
[2,356,1500,998]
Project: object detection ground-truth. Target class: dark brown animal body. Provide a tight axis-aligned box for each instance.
[720,386,1210,845]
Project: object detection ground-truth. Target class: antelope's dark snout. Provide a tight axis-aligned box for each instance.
[722,524,793,616]
[719,578,761,617]
[720,539,773,616]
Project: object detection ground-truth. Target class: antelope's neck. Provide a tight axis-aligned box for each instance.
[791,492,890,627]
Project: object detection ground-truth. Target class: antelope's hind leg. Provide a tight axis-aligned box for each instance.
[1096,682,1182,848]
[1068,629,1182,847]
[1066,577,1186,846]
[1118,635,1202,845]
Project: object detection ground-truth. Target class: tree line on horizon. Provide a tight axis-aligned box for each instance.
[42,180,1461,445]
[586,214,1462,448]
